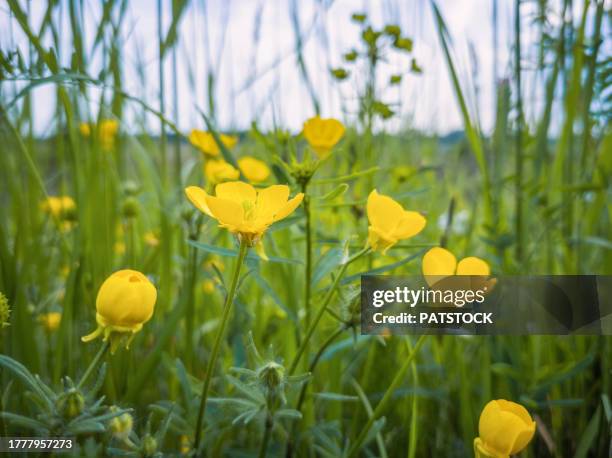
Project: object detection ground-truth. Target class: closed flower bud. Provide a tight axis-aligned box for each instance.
[57,389,85,419]
[258,361,285,391]
[384,24,401,37]
[141,434,158,456]
[331,68,350,80]
[82,270,157,352]
[122,197,139,219]
[108,406,133,441]
[474,400,536,457]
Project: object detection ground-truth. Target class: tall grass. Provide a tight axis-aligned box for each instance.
[0,0,610,456]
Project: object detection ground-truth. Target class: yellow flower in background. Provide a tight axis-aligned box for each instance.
[422,247,495,290]
[238,156,271,183]
[302,116,345,158]
[185,181,303,245]
[82,270,157,351]
[202,279,216,294]
[190,129,238,157]
[41,196,76,220]
[144,231,160,247]
[39,312,62,332]
[474,400,536,457]
[80,120,119,150]
[204,159,240,184]
[366,190,426,253]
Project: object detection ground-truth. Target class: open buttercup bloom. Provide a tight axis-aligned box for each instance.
[238,156,271,183]
[422,247,496,291]
[82,270,157,352]
[189,129,238,157]
[79,119,119,150]
[185,181,304,247]
[302,116,345,158]
[474,400,536,457]
[205,159,240,185]
[366,190,426,254]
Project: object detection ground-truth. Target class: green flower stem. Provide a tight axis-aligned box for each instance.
[289,247,370,375]
[194,238,249,451]
[258,413,273,458]
[301,182,312,330]
[76,340,110,391]
[347,335,427,458]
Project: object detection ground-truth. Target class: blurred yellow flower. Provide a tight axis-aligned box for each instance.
[144,231,160,247]
[190,130,238,157]
[39,312,62,332]
[82,270,157,351]
[366,190,426,253]
[185,181,303,245]
[205,159,240,184]
[202,280,215,294]
[422,247,494,289]
[238,156,271,183]
[114,242,126,255]
[302,116,345,158]
[41,196,76,219]
[80,120,119,150]
[474,400,536,458]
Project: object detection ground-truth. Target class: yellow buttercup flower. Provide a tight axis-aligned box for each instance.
[108,406,133,441]
[366,190,426,253]
[422,247,495,291]
[204,159,240,185]
[302,116,345,158]
[80,120,119,150]
[185,181,304,246]
[82,270,157,351]
[39,312,62,332]
[474,400,536,458]
[41,196,76,220]
[190,129,238,157]
[238,156,271,183]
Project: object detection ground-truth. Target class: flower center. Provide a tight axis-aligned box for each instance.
[242,200,256,221]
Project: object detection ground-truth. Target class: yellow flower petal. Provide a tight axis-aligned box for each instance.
[215,181,257,205]
[478,400,536,457]
[303,116,345,158]
[238,156,270,182]
[273,193,304,222]
[185,186,213,216]
[366,190,406,233]
[393,211,426,239]
[456,257,491,276]
[204,196,244,229]
[257,185,290,220]
[422,247,457,286]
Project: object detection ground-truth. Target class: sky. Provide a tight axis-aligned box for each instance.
[0,0,606,136]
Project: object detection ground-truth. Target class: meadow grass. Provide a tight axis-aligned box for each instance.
[0,0,610,457]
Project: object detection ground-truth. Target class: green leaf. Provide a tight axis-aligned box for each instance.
[312,247,345,288]
[574,406,601,458]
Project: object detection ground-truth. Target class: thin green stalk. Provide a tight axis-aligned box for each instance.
[406,339,419,458]
[288,247,370,375]
[194,238,249,451]
[514,0,524,264]
[76,340,110,391]
[347,335,427,458]
[302,182,312,330]
[258,414,273,458]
